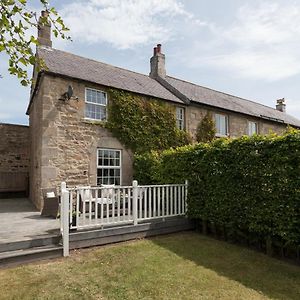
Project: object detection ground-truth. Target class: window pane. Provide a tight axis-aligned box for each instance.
[176,107,184,130]
[248,122,257,135]
[215,114,228,135]
[103,150,109,158]
[97,149,121,186]
[85,104,106,120]
[86,89,107,105]
[85,88,107,120]
[109,151,114,159]
[86,89,92,101]
[115,158,120,166]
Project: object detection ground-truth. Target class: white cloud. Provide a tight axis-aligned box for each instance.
[224,3,300,45]
[206,50,300,81]
[185,2,300,81]
[60,0,193,49]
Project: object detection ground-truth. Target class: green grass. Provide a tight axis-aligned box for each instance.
[0,232,299,300]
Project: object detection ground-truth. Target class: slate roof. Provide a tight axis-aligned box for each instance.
[165,76,300,127]
[36,46,300,127]
[37,47,183,104]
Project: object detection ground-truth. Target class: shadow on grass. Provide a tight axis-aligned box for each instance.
[151,231,300,300]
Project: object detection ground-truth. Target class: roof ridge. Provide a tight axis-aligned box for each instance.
[37,47,299,125]
[166,75,283,113]
[39,46,153,80]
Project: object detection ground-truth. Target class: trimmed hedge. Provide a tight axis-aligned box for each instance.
[134,131,300,248]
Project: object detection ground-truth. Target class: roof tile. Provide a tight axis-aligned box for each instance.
[165,76,300,127]
[38,47,184,104]
[38,47,300,127]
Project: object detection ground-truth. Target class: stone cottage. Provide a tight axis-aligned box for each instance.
[19,12,300,208]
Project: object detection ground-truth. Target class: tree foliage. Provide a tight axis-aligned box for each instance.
[196,112,216,143]
[0,0,70,86]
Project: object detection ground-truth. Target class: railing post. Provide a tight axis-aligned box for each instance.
[132,180,138,225]
[61,182,70,257]
[185,180,188,215]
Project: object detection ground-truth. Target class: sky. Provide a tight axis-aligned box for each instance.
[1,0,300,125]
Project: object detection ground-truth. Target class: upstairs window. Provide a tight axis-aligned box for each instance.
[215,113,228,136]
[176,107,185,130]
[248,121,258,136]
[85,88,107,121]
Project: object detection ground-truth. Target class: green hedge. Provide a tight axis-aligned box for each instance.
[134,131,300,247]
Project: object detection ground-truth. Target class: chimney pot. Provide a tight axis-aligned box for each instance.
[149,43,166,78]
[276,98,286,113]
[153,47,157,56]
[156,44,161,53]
[38,10,52,47]
[41,10,49,18]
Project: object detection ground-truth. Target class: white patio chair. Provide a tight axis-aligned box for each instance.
[97,184,116,205]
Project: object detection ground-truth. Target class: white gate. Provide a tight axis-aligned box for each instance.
[60,180,188,256]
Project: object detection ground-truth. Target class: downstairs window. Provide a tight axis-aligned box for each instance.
[97,149,121,185]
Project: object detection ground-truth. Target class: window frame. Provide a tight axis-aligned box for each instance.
[176,106,185,130]
[248,121,258,136]
[215,113,229,137]
[85,87,108,121]
[96,148,122,186]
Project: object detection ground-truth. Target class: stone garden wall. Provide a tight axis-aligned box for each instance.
[0,123,30,193]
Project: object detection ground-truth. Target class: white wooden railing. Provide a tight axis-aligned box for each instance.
[60,180,188,256]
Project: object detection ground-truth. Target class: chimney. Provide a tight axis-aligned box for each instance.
[276,98,286,113]
[37,10,52,47]
[149,43,166,78]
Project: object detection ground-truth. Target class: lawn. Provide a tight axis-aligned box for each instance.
[0,232,299,300]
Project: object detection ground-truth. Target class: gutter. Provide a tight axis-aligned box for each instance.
[26,70,186,115]
[26,71,300,129]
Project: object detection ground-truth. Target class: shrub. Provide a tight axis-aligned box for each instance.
[134,131,300,247]
[196,112,216,143]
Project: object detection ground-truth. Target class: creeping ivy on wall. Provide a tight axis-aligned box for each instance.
[106,89,191,153]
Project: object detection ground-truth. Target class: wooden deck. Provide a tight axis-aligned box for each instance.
[0,197,194,267]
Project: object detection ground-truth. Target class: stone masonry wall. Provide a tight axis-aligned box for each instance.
[0,123,30,192]
[0,123,29,172]
[30,75,134,209]
[29,75,44,207]
[29,73,288,208]
[186,104,287,140]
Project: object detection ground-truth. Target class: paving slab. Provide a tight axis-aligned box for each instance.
[0,198,60,244]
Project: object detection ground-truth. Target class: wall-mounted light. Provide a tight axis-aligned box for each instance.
[59,85,78,101]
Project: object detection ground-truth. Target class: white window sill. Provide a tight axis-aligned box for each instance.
[215,133,229,138]
[82,118,107,124]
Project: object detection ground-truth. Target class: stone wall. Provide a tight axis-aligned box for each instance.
[29,74,133,209]
[186,104,287,140]
[0,123,29,193]
[29,75,44,207]
[28,73,288,208]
